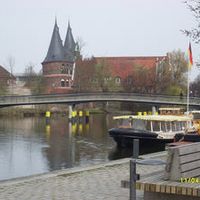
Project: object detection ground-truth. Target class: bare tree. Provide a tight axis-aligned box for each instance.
[75,36,86,60]
[156,50,188,95]
[182,0,200,43]
[23,63,44,94]
[7,55,15,94]
[73,57,96,92]
[7,55,15,77]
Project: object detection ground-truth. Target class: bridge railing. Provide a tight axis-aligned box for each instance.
[0,92,199,106]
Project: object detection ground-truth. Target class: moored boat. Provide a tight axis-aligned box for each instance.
[173,110,200,143]
[109,114,193,148]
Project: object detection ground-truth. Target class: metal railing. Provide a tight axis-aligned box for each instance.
[0,92,199,107]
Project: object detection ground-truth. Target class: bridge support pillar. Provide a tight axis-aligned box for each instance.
[85,111,89,123]
[68,105,73,121]
[45,111,51,124]
[78,111,83,123]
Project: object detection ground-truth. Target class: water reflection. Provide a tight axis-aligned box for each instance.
[0,114,165,181]
[0,118,49,180]
[0,114,116,180]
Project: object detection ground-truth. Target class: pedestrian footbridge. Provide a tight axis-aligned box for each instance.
[0,93,199,108]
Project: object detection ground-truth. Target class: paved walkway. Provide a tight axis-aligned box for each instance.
[0,151,166,200]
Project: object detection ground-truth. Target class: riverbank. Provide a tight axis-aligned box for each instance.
[0,151,166,200]
[0,105,134,117]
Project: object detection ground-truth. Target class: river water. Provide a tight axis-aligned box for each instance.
[0,114,119,180]
[0,113,163,181]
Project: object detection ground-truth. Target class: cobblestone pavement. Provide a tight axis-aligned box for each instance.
[0,152,166,200]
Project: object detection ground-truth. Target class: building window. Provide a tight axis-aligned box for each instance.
[91,77,97,83]
[66,79,69,87]
[127,76,133,85]
[61,79,65,87]
[70,69,73,75]
[104,76,110,83]
[115,77,121,84]
[61,65,70,74]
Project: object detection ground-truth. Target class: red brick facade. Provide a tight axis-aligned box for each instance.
[95,56,166,79]
[42,21,76,94]
[42,61,74,94]
[74,56,167,93]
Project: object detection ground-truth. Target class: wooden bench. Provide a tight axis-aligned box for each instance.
[136,142,200,200]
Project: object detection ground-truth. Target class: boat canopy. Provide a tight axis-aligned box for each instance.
[113,115,192,122]
[191,110,200,114]
[159,107,184,111]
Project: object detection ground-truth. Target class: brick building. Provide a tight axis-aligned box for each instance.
[0,65,15,85]
[95,56,166,82]
[74,56,167,93]
[43,20,167,94]
[42,20,77,94]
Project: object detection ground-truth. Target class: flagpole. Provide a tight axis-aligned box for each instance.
[187,41,193,115]
[187,68,190,114]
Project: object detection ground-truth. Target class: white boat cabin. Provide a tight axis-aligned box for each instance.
[113,115,193,139]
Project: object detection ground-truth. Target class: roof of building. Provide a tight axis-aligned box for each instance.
[43,20,76,63]
[64,22,76,62]
[0,65,15,79]
[95,56,166,79]
[43,20,65,63]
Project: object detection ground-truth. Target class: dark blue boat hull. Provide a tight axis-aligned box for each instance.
[174,133,200,142]
[109,128,173,148]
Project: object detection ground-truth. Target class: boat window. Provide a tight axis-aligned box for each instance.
[161,122,171,132]
[161,123,166,132]
[152,122,160,132]
[172,122,177,131]
[117,119,132,127]
[132,119,146,130]
[176,122,182,131]
[180,122,186,130]
[145,121,153,131]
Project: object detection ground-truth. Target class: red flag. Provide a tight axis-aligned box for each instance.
[188,42,193,68]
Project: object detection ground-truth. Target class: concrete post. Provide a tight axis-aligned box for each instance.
[85,110,89,123]
[130,139,139,200]
[45,111,51,124]
[133,139,139,159]
[130,159,136,200]
[78,110,83,123]
[68,105,73,121]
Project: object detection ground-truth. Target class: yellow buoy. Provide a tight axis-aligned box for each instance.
[79,111,83,117]
[45,111,51,118]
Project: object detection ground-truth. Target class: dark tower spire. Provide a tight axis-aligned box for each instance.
[64,21,76,62]
[43,20,65,63]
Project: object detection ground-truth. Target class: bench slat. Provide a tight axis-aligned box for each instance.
[178,143,200,155]
[181,160,200,172]
[136,173,163,191]
[134,143,200,198]
[182,168,200,178]
[180,152,200,164]
[137,175,200,196]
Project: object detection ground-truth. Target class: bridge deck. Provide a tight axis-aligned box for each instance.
[0,93,199,107]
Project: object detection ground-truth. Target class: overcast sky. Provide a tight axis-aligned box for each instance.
[0,0,199,79]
